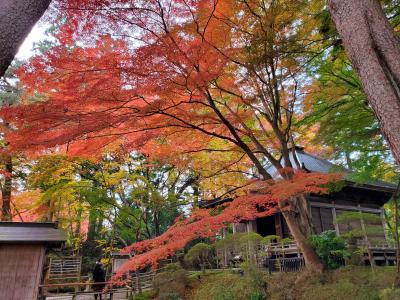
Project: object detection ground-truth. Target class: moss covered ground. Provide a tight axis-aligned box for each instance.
[134,266,400,300]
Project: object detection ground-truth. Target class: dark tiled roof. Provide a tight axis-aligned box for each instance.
[0,222,66,246]
[267,147,396,192]
[200,147,396,208]
[265,147,348,176]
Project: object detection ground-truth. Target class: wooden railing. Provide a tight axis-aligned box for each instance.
[38,282,132,300]
[130,271,155,293]
[39,269,160,299]
[267,257,305,273]
[47,257,82,283]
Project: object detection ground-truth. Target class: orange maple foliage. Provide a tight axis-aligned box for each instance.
[113,170,341,279]
[2,0,335,273]
[9,190,43,222]
[3,0,319,169]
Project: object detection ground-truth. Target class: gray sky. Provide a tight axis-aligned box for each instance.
[16,23,47,60]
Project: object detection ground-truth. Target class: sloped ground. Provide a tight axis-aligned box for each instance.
[134,266,400,300]
[188,267,400,300]
[187,269,266,300]
[267,266,400,300]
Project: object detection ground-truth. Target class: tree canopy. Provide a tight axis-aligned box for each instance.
[1,0,399,276]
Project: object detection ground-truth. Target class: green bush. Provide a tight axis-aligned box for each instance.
[242,263,267,290]
[214,232,264,265]
[379,288,400,300]
[267,266,396,300]
[309,230,349,269]
[153,263,188,300]
[184,242,213,270]
[132,291,155,300]
[192,269,267,300]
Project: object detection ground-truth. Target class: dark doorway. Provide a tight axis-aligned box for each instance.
[256,216,276,237]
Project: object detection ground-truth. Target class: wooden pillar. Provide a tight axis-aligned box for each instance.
[222,227,228,267]
[275,214,283,239]
[332,205,340,236]
[359,204,376,268]
[381,208,389,242]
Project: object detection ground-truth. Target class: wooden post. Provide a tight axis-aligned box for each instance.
[332,204,340,236]
[381,208,389,243]
[275,214,283,239]
[223,228,228,268]
[359,205,376,271]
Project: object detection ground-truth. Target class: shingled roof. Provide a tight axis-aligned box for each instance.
[0,222,66,246]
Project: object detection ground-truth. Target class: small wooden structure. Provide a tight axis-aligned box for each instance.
[47,256,82,283]
[111,252,131,275]
[0,222,66,300]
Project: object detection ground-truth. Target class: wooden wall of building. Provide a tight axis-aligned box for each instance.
[0,244,45,300]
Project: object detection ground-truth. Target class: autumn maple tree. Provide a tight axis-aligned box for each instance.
[1,0,341,273]
[114,170,340,277]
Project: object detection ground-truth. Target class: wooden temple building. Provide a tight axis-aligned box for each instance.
[199,147,396,267]
[0,222,66,300]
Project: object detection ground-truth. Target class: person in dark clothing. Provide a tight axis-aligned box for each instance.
[92,261,106,300]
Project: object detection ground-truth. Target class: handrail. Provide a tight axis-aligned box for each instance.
[39,281,130,288]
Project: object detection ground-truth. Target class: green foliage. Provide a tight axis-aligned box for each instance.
[335,211,381,225]
[184,242,213,269]
[191,270,267,300]
[379,288,400,300]
[383,193,400,244]
[309,231,349,269]
[214,232,265,265]
[132,290,157,300]
[239,232,263,244]
[267,266,397,300]
[241,263,268,293]
[153,263,188,300]
[335,211,383,241]
[301,26,397,184]
[214,232,263,250]
[260,235,280,244]
[23,152,194,261]
[327,180,346,194]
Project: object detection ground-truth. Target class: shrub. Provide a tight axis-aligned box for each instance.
[132,291,155,300]
[241,263,267,290]
[214,232,264,266]
[153,263,188,300]
[267,266,395,300]
[379,288,400,300]
[309,230,349,269]
[184,242,214,270]
[192,269,267,300]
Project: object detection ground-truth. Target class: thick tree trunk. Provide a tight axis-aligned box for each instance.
[279,196,325,273]
[0,0,51,76]
[1,154,12,221]
[392,181,400,287]
[87,210,98,242]
[328,0,400,164]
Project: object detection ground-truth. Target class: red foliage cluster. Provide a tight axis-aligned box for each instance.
[114,171,341,279]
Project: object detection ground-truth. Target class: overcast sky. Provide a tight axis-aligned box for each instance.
[16,23,48,60]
